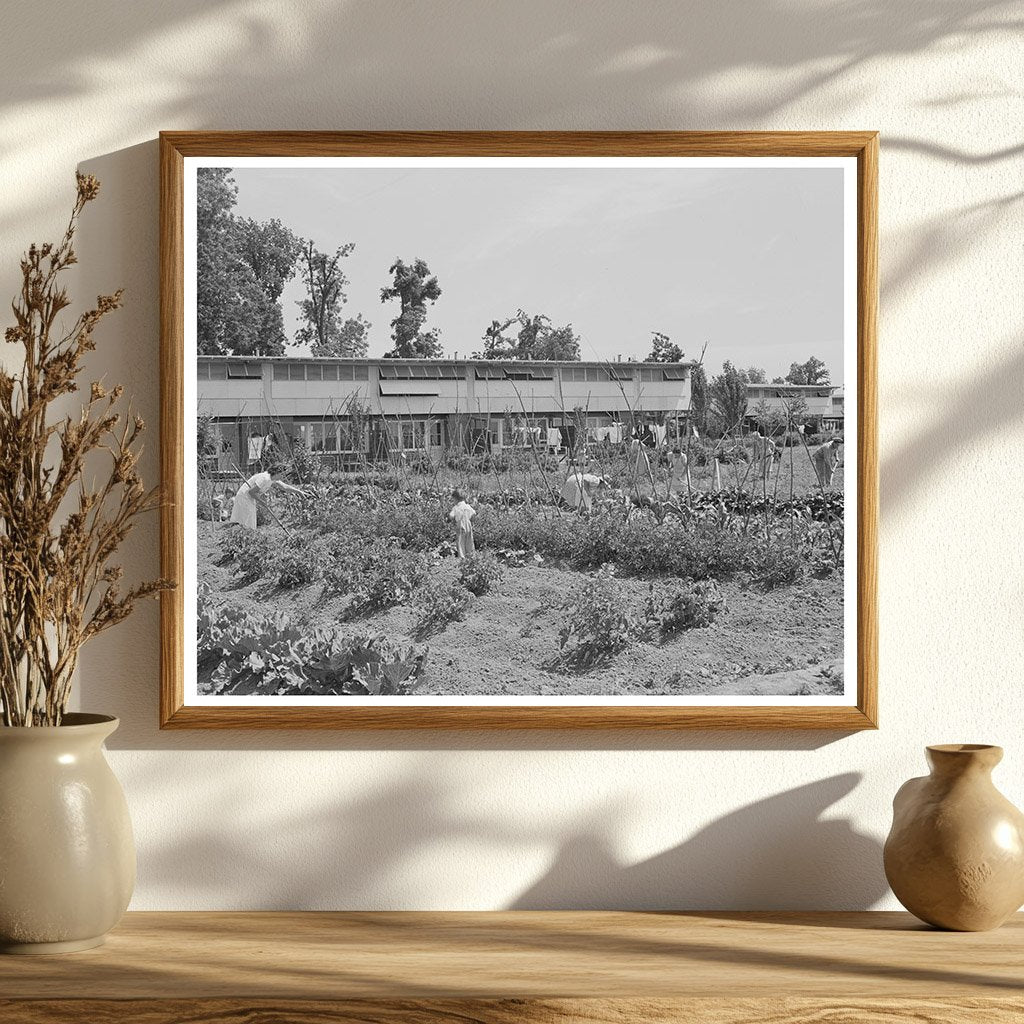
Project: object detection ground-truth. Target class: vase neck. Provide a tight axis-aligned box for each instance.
[926,743,1002,779]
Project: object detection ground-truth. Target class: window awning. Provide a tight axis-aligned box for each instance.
[379,381,441,396]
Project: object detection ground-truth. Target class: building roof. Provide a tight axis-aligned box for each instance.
[746,382,836,391]
[197,354,696,369]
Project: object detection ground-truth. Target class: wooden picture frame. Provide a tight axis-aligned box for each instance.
[160,131,877,730]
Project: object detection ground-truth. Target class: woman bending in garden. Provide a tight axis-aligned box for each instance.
[229,468,307,530]
[449,489,477,557]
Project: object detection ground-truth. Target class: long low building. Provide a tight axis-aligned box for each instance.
[745,383,844,434]
[197,355,694,470]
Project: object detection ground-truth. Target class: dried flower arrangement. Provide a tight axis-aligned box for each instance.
[0,174,172,726]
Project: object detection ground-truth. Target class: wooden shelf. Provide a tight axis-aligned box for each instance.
[1,911,1021,1022]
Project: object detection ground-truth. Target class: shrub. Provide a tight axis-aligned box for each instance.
[273,536,329,589]
[458,552,505,595]
[221,528,274,585]
[413,578,473,635]
[647,579,725,636]
[343,542,431,616]
[557,567,640,667]
[749,544,806,590]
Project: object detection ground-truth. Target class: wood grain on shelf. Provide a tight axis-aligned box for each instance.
[1,910,1021,1024]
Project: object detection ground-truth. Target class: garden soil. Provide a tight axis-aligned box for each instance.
[198,522,844,698]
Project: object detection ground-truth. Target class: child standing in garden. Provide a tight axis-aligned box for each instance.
[449,489,477,558]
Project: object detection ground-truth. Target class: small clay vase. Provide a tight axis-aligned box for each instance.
[884,744,1024,931]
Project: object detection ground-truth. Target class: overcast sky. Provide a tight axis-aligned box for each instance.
[227,164,845,381]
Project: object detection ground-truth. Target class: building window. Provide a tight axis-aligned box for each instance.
[208,362,228,380]
[322,364,339,381]
[385,420,427,451]
[273,364,288,381]
[197,362,210,380]
[226,361,262,380]
[299,419,367,454]
[288,364,305,381]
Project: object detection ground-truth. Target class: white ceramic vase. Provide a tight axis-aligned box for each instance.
[0,713,135,953]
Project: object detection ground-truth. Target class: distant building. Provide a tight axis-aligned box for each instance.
[745,383,842,434]
[197,355,694,471]
[824,386,844,432]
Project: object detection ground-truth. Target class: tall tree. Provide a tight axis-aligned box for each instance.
[238,218,301,301]
[473,309,581,360]
[785,356,830,385]
[745,366,767,383]
[195,168,297,356]
[309,313,371,358]
[380,258,443,358]
[477,317,518,359]
[295,241,356,354]
[690,364,709,438]
[237,217,301,353]
[709,361,750,433]
[533,322,581,360]
[646,332,684,362]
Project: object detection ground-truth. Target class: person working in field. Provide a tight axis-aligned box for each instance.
[449,489,477,557]
[811,438,842,488]
[229,468,308,530]
[668,448,691,494]
[561,469,608,513]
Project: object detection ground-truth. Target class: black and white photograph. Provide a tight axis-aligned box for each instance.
[185,154,858,708]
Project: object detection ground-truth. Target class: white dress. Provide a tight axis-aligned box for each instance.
[230,471,272,529]
[449,501,476,557]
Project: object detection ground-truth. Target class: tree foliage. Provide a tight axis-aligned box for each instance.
[380,258,443,358]
[744,366,767,383]
[646,332,684,363]
[196,169,301,355]
[474,309,581,361]
[314,314,371,359]
[709,361,750,433]
[785,356,830,385]
[295,241,366,356]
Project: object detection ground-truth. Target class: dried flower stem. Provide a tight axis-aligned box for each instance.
[0,173,173,726]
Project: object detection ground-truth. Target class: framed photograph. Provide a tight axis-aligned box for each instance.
[160,131,877,729]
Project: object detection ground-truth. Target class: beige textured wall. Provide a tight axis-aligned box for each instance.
[1,1,1021,909]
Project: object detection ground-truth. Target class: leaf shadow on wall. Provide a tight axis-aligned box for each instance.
[129,758,886,910]
[511,773,887,910]
[1,0,1020,249]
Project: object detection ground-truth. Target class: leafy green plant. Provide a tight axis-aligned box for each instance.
[458,552,505,595]
[198,583,425,696]
[646,580,725,637]
[273,537,329,589]
[749,544,806,590]
[413,578,473,635]
[220,528,274,584]
[343,541,431,616]
[556,567,640,668]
